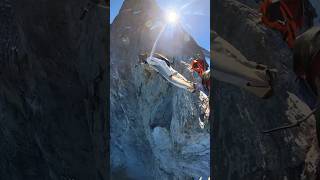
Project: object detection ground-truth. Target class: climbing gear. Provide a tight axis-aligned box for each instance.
[191,59,206,77]
[191,59,210,91]
[260,0,304,48]
[263,104,320,133]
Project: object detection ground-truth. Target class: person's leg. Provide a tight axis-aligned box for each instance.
[213,62,274,98]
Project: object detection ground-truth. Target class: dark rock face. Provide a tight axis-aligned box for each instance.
[212,0,320,180]
[0,0,108,179]
[110,0,209,179]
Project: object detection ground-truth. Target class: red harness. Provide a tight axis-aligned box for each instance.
[191,59,206,76]
[191,59,210,91]
[260,0,304,48]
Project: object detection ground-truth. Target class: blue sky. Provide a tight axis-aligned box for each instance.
[110,0,210,51]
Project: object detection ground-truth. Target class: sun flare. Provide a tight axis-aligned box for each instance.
[166,10,179,24]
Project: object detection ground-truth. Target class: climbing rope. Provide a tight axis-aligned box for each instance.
[263,104,320,133]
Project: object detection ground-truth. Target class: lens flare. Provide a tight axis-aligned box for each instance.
[166,10,179,24]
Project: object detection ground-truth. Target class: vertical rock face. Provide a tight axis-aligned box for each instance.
[310,0,320,24]
[110,0,209,179]
[212,0,320,179]
[0,0,108,179]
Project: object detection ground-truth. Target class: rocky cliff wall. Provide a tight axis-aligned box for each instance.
[110,0,210,179]
[0,0,108,179]
[212,0,320,179]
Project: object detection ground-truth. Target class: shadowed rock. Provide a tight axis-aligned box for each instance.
[0,0,108,179]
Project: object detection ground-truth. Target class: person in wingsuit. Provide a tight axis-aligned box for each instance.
[139,52,197,93]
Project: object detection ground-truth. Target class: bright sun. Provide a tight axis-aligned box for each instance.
[166,10,179,24]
